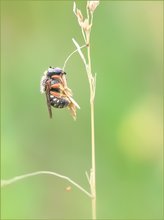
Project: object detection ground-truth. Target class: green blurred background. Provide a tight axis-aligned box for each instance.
[1,1,163,219]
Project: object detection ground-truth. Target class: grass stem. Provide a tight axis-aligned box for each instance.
[1,171,92,198]
[87,41,96,220]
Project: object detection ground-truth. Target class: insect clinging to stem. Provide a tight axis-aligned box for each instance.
[40,67,80,120]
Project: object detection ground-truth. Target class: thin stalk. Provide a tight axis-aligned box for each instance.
[72,2,99,217]
[1,171,92,198]
[91,102,96,219]
[72,33,97,220]
[63,44,86,71]
[87,39,96,219]
[81,27,87,43]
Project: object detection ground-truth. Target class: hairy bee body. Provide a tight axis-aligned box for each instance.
[41,67,70,108]
[49,76,70,108]
[40,67,80,119]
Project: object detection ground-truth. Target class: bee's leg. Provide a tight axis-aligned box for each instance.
[45,79,51,90]
[61,74,68,88]
[68,103,76,120]
[51,83,72,97]
[51,74,69,90]
[61,75,73,96]
[51,84,68,97]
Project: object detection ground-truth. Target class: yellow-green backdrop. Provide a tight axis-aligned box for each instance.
[1,1,163,219]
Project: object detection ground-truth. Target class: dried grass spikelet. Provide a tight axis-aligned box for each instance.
[82,19,92,31]
[73,3,83,27]
[87,0,100,13]
[73,2,91,32]
[76,9,83,22]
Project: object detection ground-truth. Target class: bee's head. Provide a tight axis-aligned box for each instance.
[47,67,66,77]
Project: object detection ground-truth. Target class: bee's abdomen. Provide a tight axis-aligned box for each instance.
[50,95,70,108]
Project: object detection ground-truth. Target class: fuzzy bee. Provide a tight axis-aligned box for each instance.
[40,67,80,120]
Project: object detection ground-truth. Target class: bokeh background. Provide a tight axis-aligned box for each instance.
[1,1,163,219]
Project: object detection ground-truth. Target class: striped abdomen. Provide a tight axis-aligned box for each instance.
[50,95,70,108]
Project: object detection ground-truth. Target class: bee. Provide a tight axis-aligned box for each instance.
[40,67,80,120]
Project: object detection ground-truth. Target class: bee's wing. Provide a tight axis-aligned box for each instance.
[45,81,52,119]
[61,74,80,109]
[67,96,80,109]
[63,90,80,109]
